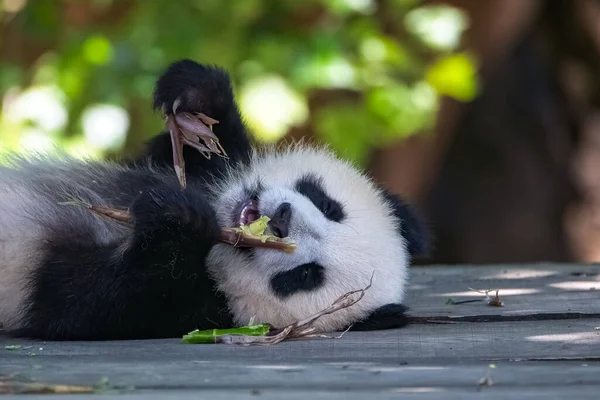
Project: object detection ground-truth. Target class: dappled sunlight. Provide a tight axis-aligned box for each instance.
[327,361,376,367]
[526,331,600,344]
[19,128,57,154]
[62,137,105,161]
[5,85,68,132]
[549,281,600,290]
[406,284,430,291]
[390,387,444,393]
[370,366,446,372]
[81,104,130,151]
[239,76,308,143]
[332,0,376,15]
[436,288,540,298]
[249,365,305,370]
[2,0,27,14]
[480,269,559,280]
[405,4,469,51]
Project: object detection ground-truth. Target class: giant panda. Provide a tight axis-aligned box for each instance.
[0,59,430,340]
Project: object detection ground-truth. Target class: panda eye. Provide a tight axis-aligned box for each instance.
[295,174,346,223]
[320,199,344,222]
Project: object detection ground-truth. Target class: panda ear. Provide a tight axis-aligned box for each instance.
[380,188,432,259]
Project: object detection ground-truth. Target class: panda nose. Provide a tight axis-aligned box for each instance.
[268,202,292,238]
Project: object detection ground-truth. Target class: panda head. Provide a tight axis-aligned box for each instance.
[206,144,430,332]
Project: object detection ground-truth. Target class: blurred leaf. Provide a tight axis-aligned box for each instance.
[323,0,376,15]
[0,63,24,92]
[314,103,380,166]
[0,0,472,164]
[425,52,478,102]
[404,4,469,51]
[82,36,114,66]
[366,80,437,141]
[240,75,309,142]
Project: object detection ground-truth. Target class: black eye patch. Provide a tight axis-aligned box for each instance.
[294,174,345,222]
[270,263,325,298]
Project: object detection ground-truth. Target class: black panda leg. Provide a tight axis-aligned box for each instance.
[348,304,410,331]
[139,60,253,179]
[13,182,232,340]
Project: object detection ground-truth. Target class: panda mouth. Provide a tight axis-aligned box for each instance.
[238,199,260,226]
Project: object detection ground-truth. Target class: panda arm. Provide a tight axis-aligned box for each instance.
[139,60,253,177]
[14,183,231,340]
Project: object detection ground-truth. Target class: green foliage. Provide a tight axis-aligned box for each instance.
[426,52,478,101]
[0,0,477,166]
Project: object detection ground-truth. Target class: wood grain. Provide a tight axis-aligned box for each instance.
[406,263,600,319]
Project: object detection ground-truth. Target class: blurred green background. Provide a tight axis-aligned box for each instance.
[0,0,476,166]
[4,0,600,265]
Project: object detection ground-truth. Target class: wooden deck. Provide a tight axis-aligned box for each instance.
[2,263,600,398]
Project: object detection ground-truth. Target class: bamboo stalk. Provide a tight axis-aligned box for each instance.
[62,200,297,254]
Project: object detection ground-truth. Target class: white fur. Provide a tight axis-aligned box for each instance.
[207,144,410,332]
[0,182,44,329]
[0,155,136,330]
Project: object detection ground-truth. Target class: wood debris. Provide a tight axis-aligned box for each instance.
[477,375,493,391]
[476,364,496,391]
[0,375,118,395]
[468,288,504,307]
[0,381,93,395]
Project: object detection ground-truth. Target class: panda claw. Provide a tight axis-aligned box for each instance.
[166,116,187,188]
[172,97,181,114]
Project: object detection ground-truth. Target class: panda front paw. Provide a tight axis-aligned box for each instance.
[130,183,221,255]
[153,59,236,119]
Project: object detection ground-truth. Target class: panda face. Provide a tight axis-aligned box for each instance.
[206,144,410,332]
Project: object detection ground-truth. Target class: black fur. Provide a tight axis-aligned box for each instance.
[381,189,431,259]
[295,174,345,222]
[15,182,232,340]
[350,304,410,331]
[268,202,292,239]
[270,263,326,298]
[138,59,252,180]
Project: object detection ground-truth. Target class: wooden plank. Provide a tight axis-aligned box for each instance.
[2,358,600,397]
[406,263,600,319]
[1,358,599,398]
[1,264,599,398]
[2,319,599,389]
[3,387,600,400]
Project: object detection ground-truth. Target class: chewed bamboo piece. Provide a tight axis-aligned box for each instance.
[59,199,297,254]
[219,226,298,254]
